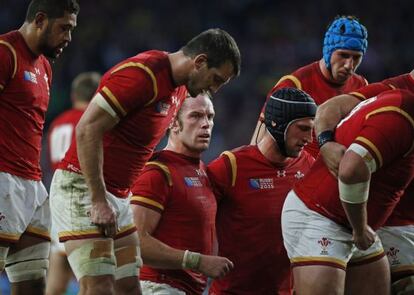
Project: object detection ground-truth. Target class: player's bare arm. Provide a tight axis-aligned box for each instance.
[316,94,361,175]
[132,204,233,278]
[76,99,119,237]
[338,150,375,250]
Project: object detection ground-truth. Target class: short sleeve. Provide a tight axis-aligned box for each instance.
[354,111,414,169]
[349,82,392,101]
[98,65,155,118]
[130,167,171,213]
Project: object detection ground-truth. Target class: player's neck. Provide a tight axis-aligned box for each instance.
[18,23,41,56]
[319,59,334,82]
[168,51,194,87]
[165,140,201,159]
[257,134,290,165]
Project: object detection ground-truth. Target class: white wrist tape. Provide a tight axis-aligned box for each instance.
[339,179,370,204]
[348,143,377,173]
[181,250,201,270]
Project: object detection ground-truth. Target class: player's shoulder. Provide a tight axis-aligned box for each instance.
[126,50,169,73]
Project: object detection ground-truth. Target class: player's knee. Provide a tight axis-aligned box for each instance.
[5,242,50,282]
[114,245,142,281]
[392,275,414,295]
[0,246,10,272]
[67,239,116,281]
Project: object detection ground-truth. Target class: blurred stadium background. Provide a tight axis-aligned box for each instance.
[0,0,413,294]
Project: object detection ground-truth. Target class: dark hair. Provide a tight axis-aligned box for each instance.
[182,28,241,77]
[26,0,80,22]
[71,72,101,103]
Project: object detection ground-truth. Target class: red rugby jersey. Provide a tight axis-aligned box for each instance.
[350,72,414,101]
[258,61,367,158]
[295,89,414,230]
[47,108,84,171]
[60,50,187,197]
[207,145,314,295]
[131,150,216,295]
[0,30,52,180]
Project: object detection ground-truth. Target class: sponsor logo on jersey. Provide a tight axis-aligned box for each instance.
[156,101,171,115]
[23,71,37,84]
[318,237,332,255]
[249,178,274,189]
[277,170,286,178]
[386,247,401,265]
[184,177,202,187]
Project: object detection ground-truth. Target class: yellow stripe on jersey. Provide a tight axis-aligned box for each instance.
[388,83,397,90]
[131,196,164,211]
[349,91,366,101]
[0,40,17,78]
[355,136,383,168]
[221,151,237,187]
[101,86,127,116]
[349,249,384,264]
[111,62,158,107]
[26,226,50,239]
[146,161,172,186]
[275,75,302,90]
[291,256,347,269]
[365,106,414,156]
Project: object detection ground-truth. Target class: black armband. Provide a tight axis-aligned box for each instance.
[317,130,335,148]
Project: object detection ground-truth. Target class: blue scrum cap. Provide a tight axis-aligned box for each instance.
[323,16,368,69]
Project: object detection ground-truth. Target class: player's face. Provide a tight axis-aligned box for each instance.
[175,94,215,156]
[38,12,77,58]
[187,57,234,98]
[284,118,314,157]
[330,49,363,84]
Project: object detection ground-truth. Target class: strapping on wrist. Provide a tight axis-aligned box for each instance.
[181,250,201,270]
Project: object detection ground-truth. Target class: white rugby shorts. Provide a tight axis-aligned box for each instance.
[281,190,384,270]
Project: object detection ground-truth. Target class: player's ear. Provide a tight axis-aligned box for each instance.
[194,54,208,70]
[169,118,180,134]
[34,12,48,30]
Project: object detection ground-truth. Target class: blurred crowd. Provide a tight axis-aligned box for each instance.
[1,0,413,168]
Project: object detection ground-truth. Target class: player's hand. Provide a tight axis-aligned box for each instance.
[197,255,234,278]
[90,200,117,238]
[320,141,346,177]
[353,225,376,250]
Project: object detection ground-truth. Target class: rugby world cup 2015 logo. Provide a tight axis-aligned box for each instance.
[318,237,332,255]
[387,247,400,265]
[249,178,274,190]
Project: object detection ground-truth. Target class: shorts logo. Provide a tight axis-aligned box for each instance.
[156,102,171,115]
[249,178,274,189]
[386,247,400,265]
[23,71,38,84]
[184,177,202,187]
[318,237,332,255]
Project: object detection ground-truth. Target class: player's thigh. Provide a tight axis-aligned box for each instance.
[293,265,345,295]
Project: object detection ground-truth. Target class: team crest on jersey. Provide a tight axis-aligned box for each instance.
[318,237,332,255]
[184,177,202,187]
[386,247,401,265]
[294,171,305,179]
[249,178,274,189]
[23,71,38,84]
[156,101,171,116]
